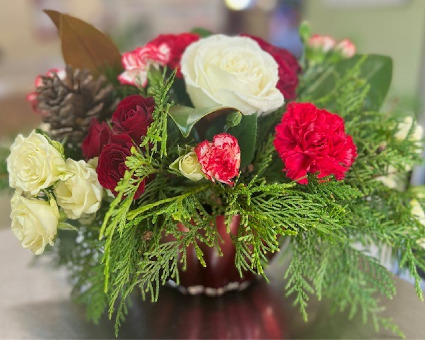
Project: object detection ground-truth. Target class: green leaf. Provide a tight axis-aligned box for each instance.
[58,222,78,231]
[228,114,258,168]
[191,27,212,38]
[44,10,122,74]
[337,54,392,111]
[168,105,240,138]
[299,21,311,43]
[309,54,392,111]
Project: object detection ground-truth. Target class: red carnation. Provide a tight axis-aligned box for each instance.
[195,133,241,186]
[82,118,112,160]
[97,134,145,199]
[243,34,300,100]
[148,33,199,77]
[111,95,155,143]
[274,102,357,184]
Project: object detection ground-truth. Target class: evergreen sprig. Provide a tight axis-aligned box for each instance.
[38,35,425,339]
[277,51,425,337]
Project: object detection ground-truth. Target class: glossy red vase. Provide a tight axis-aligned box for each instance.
[167,215,256,295]
[142,282,289,339]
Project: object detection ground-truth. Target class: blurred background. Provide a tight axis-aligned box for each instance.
[0,0,424,223]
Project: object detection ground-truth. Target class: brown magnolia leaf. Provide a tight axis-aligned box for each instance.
[45,9,60,28]
[44,10,122,74]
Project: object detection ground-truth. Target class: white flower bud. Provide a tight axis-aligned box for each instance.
[171,151,204,181]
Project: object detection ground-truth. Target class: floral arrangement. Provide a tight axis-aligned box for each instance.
[3,10,425,337]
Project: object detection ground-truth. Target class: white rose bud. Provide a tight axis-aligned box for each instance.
[7,131,68,195]
[181,34,284,116]
[170,151,204,181]
[55,159,103,219]
[10,193,59,255]
[179,152,204,181]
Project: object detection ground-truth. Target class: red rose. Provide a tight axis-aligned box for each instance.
[82,118,112,160]
[148,33,199,77]
[274,102,357,184]
[195,133,241,186]
[97,134,145,199]
[243,35,300,100]
[111,95,155,144]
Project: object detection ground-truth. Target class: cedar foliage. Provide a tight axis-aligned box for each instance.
[10,52,425,338]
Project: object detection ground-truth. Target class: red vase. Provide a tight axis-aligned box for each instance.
[167,215,257,295]
[138,281,289,339]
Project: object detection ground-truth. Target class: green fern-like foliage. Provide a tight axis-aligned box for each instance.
[42,47,425,338]
[1,14,422,339]
[280,55,425,338]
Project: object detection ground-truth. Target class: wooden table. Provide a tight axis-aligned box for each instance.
[1,227,424,339]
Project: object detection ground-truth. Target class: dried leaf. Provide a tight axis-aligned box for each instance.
[44,10,122,74]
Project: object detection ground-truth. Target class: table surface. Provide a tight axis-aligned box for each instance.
[1,227,425,340]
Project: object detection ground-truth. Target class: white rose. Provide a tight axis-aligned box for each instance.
[7,131,68,195]
[181,34,284,116]
[55,159,103,219]
[10,193,59,255]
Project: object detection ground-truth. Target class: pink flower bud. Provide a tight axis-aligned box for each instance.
[308,34,336,53]
[335,39,356,58]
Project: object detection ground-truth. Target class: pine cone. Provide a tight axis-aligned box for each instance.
[36,65,117,150]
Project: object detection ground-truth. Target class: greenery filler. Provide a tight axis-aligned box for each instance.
[2,11,425,338]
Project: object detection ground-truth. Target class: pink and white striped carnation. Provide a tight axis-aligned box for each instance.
[118,43,170,87]
[195,133,241,186]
